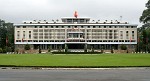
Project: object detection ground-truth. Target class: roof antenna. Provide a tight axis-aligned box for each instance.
[120,16,122,22]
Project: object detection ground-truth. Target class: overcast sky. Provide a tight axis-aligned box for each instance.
[0,0,148,26]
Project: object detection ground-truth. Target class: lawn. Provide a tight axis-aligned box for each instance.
[0,54,150,67]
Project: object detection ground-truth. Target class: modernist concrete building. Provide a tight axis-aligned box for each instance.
[14,13,138,53]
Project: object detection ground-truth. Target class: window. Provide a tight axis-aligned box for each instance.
[120,31,123,39]
[45,26,48,28]
[34,26,37,28]
[17,31,20,39]
[23,31,25,39]
[23,26,26,28]
[17,26,20,28]
[132,31,134,39]
[126,31,129,39]
[29,31,31,39]
[39,26,42,28]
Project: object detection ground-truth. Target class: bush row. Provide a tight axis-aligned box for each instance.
[0,47,12,53]
[52,52,103,54]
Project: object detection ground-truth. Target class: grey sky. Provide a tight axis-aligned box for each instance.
[0,0,148,26]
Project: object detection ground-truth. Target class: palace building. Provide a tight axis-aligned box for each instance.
[14,12,138,53]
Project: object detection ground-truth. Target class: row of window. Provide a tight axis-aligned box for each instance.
[16,26,137,28]
[16,40,136,42]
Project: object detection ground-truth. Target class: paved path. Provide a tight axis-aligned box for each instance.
[0,68,150,81]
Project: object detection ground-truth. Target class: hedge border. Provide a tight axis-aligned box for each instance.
[52,52,103,54]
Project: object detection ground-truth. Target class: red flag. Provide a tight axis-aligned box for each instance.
[138,38,140,42]
[22,38,24,42]
[146,37,148,43]
[6,36,8,45]
[130,37,132,42]
[74,11,78,18]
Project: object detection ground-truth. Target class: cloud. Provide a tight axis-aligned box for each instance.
[0,0,148,26]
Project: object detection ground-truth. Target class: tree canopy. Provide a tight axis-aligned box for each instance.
[0,19,14,52]
[140,0,150,24]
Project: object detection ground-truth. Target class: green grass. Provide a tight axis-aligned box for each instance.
[0,54,150,67]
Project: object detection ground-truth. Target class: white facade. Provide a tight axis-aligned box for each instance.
[14,17,138,50]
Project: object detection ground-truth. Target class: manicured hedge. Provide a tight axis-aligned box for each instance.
[52,52,103,54]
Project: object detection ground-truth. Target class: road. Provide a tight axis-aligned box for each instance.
[0,68,150,81]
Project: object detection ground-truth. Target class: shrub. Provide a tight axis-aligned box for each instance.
[0,48,3,53]
[6,47,12,52]
[111,49,114,53]
[16,49,19,54]
[65,44,68,52]
[101,46,104,53]
[91,47,94,52]
[111,47,114,53]
[58,46,62,52]
[39,48,41,53]
[48,46,51,52]
[24,44,30,50]
[84,44,87,52]
[121,45,127,50]
[2,49,6,53]
[127,49,129,53]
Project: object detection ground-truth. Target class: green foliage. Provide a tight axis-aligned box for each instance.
[140,0,150,23]
[101,46,104,53]
[58,46,62,52]
[24,44,30,50]
[0,48,3,53]
[48,46,51,52]
[39,48,41,53]
[0,20,14,51]
[127,49,129,53]
[137,28,150,52]
[84,44,87,52]
[111,49,114,54]
[16,49,19,54]
[91,46,94,52]
[65,44,68,52]
[120,45,127,50]
[2,48,6,53]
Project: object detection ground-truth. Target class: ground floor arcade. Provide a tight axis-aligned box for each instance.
[15,44,136,51]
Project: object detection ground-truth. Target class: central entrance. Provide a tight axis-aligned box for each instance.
[67,44,85,49]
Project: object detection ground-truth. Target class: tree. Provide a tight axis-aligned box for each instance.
[0,19,14,51]
[140,0,150,24]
